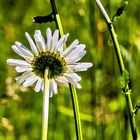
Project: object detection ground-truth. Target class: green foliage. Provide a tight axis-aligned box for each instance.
[134,100,140,115]
[119,69,130,93]
[112,1,128,23]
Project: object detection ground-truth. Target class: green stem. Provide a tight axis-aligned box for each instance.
[49,0,83,139]
[42,68,50,140]
[69,84,83,140]
[94,0,137,139]
[50,0,64,36]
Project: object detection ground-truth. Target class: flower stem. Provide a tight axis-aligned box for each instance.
[94,0,137,139]
[50,0,64,36]
[49,0,83,139]
[41,68,50,140]
[69,84,83,140]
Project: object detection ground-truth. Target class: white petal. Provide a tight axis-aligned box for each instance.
[34,78,43,92]
[56,76,68,86]
[46,28,52,50]
[67,62,93,72]
[63,39,79,56]
[41,79,45,91]
[23,75,39,87]
[12,45,25,58]
[49,92,53,97]
[7,59,31,67]
[12,45,33,63]
[64,73,81,81]
[16,72,34,85]
[57,34,69,48]
[65,51,86,64]
[56,33,69,52]
[64,74,82,89]
[34,30,46,52]
[15,76,20,81]
[25,32,38,55]
[51,30,59,51]
[15,41,34,58]
[65,44,86,60]
[15,66,32,73]
[49,79,58,95]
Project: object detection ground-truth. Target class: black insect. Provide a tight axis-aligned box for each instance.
[33,14,54,24]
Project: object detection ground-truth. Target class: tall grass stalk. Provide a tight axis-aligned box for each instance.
[49,0,83,139]
[69,84,83,140]
[41,68,50,140]
[94,0,137,139]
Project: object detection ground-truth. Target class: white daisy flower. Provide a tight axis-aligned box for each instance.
[7,28,93,97]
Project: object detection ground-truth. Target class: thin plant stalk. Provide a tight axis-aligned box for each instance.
[94,0,137,139]
[41,68,50,140]
[50,0,64,36]
[69,84,83,140]
[49,0,83,139]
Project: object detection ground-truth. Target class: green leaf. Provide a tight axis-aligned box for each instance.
[120,69,130,92]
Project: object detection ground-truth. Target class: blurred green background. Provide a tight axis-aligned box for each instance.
[0,0,140,139]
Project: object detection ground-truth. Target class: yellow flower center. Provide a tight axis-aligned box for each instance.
[31,51,67,79]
